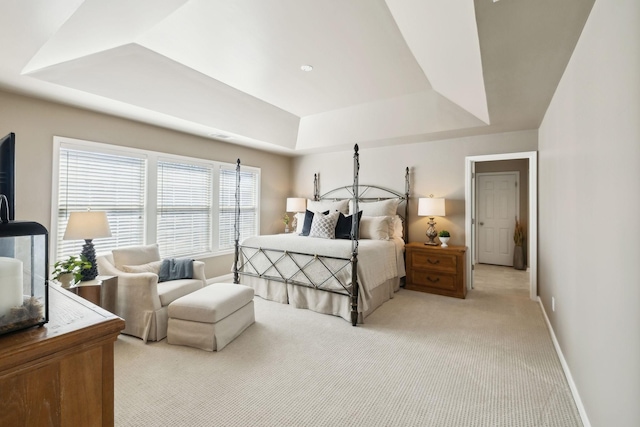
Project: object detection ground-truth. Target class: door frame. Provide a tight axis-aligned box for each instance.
[465,151,538,300]
[475,171,520,266]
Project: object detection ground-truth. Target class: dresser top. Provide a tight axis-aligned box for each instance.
[406,242,467,252]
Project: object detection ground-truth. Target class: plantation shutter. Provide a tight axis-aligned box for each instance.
[219,166,258,250]
[57,147,146,261]
[157,160,213,258]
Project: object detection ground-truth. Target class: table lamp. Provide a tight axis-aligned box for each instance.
[418,196,445,246]
[286,197,306,231]
[63,210,112,281]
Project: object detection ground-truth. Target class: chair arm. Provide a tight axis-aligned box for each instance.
[115,271,162,311]
[193,261,206,285]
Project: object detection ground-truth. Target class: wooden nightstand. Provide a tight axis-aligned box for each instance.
[69,275,118,313]
[405,243,467,299]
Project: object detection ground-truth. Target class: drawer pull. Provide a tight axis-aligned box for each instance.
[427,259,440,265]
[427,276,440,283]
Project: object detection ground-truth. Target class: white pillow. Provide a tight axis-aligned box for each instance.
[391,215,404,239]
[350,199,399,217]
[307,199,349,215]
[295,212,306,234]
[359,216,391,240]
[309,211,340,239]
[121,260,162,275]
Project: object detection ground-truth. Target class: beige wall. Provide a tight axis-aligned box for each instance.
[0,89,292,279]
[538,0,640,425]
[292,130,537,247]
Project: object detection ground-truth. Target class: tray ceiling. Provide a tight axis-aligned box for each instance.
[0,0,594,155]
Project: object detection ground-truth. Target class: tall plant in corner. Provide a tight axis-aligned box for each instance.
[513,219,524,247]
[513,218,525,270]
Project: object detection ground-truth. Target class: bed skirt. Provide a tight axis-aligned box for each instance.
[240,275,399,324]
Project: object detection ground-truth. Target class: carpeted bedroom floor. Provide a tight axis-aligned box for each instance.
[113,264,582,427]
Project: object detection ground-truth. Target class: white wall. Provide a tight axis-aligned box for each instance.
[538,0,640,425]
[0,89,292,279]
[292,130,537,246]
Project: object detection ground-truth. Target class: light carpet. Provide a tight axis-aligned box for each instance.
[114,265,582,426]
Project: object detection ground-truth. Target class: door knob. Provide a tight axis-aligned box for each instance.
[479,222,484,226]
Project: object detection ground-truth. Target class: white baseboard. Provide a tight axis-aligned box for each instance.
[537,297,591,427]
[206,273,234,285]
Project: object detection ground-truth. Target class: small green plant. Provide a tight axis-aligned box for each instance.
[52,255,92,283]
[438,230,450,238]
[513,218,525,246]
[282,213,290,226]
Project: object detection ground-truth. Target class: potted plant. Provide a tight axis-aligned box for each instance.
[438,230,451,247]
[513,219,526,270]
[283,213,290,233]
[52,255,92,288]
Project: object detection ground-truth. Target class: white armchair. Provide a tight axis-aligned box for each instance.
[96,244,205,342]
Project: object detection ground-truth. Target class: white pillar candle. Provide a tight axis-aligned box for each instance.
[0,257,24,318]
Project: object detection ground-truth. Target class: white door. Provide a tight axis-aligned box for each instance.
[477,172,519,266]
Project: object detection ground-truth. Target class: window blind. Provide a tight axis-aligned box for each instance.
[157,160,213,258]
[219,166,258,250]
[54,138,260,261]
[57,147,146,260]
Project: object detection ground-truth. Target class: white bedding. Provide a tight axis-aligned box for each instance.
[238,234,405,316]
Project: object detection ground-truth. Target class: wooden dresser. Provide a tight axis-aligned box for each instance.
[0,284,125,427]
[405,243,467,299]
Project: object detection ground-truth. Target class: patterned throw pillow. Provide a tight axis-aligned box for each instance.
[300,210,330,236]
[308,211,340,239]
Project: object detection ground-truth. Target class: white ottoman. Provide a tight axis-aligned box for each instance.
[167,283,254,351]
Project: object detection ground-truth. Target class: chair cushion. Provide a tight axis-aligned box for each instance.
[112,244,161,270]
[168,284,254,323]
[158,278,204,307]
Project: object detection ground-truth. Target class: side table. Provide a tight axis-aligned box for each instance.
[405,243,467,298]
[69,275,118,313]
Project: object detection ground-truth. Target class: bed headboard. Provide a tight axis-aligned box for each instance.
[313,167,410,242]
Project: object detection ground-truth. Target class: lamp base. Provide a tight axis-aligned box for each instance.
[80,239,98,281]
[425,218,439,246]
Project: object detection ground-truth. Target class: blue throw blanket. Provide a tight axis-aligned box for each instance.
[159,258,194,282]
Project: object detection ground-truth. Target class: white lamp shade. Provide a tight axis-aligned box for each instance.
[63,211,112,240]
[418,197,446,217]
[286,197,306,213]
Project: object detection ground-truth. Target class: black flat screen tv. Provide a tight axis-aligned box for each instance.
[0,132,15,221]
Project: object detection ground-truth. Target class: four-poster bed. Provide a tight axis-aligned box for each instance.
[233,145,409,325]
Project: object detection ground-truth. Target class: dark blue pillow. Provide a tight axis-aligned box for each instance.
[335,211,363,239]
[301,209,329,236]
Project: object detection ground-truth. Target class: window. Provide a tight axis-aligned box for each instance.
[219,165,259,250]
[56,146,146,260]
[52,137,260,262]
[157,159,213,257]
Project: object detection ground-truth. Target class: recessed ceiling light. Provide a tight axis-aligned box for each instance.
[300,65,313,72]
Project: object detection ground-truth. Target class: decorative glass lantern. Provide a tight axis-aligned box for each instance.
[0,220,48,336]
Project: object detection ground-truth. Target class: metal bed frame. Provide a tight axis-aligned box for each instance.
[233,145,409,325]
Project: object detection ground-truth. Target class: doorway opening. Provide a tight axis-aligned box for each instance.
[465,152,538,300]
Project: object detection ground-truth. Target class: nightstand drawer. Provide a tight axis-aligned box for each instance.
[407,270,456,292]
[410,251,457,273]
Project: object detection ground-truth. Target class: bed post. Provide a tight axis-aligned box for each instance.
[404,166,410,243]
[313,173,320,201]
[233,158,241,284]
[351,144,360,326]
